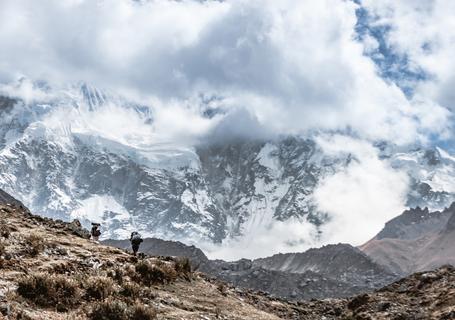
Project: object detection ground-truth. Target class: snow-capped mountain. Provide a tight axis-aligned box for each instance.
[388,147,455,210]
[1,82,455,250]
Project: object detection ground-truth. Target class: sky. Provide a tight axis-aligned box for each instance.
[1,0,455,258]
[0,0,453,145]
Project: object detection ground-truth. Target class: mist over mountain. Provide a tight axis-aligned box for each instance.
[1,84,455,260]
[1,0,455,260]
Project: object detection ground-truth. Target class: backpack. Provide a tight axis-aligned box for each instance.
[131,232,143,245]
[91,226,101,237]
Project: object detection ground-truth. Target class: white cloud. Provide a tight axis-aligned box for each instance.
[201,134,411,260]
[313,135,409,245]
[201,217,321,261]
[362,0,455,114]
[0,0,450,144]
[1,0,454,258]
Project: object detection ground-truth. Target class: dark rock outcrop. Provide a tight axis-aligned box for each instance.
[375,205,452,240]
[253,244,396,288]
[0,188,29,212]
[103,238,209,269]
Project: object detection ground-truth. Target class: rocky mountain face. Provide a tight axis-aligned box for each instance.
[361,203,455,275]
[1,85,455,248]
[106,202,455,302]
[205,244,397,301]
[253,244,396,288]
[0,88,332,244]
[1,192,454,319]
[374,205,453,241]
[0,188,28,210]
[105,238,397,300]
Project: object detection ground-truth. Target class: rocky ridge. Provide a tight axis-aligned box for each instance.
[2,87,455,248]
[361,203,455,275]
[0,192,454,319]
[106,239,398,301]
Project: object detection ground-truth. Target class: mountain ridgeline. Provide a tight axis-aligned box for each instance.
[0,187,454,319]
[1,88,455,247]
[106,202,455,302]
[361,203,455,275]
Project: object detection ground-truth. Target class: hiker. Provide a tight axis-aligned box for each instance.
[91,223,101,242]
[130,231,143,256]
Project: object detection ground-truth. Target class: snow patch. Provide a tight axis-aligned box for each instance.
[71,195,133,239]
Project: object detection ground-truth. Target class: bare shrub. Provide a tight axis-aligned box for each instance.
[174,257,192,279]
[0,221,10,239]
[129,303,157,320]
[134,260,176,286]
[119,281,141,299]
[25,233,45,256]
[17,273,79,309]
[84,276,115,300]
[88,300,157,320]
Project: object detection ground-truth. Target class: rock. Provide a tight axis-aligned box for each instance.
[66,219,90,239]
[377,301,391,311]
[0,303,9,316]
[348,294,370,311]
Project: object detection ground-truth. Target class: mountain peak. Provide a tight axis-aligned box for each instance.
[375,205,451,241]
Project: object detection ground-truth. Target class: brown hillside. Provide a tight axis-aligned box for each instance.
[0,201,454,319]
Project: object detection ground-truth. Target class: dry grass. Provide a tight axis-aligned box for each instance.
[119,281,141,299]
[107,267,124,285]
[88,299,126,320]
[0,241,5,256]
[217,282,228,296]
[17,273,80,309]
[129,303,157,320]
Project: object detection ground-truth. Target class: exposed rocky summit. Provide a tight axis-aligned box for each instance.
[374,204,454,241]
[361,203,455,275]
[2,88,455,248]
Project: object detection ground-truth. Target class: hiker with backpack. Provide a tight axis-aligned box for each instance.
[91,223,101,242]
[130,231,143,256]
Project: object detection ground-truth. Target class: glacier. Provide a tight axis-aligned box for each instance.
[1,82,455,258]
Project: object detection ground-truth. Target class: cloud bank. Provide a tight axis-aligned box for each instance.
[0,0,451,144]
[314,135,409,246]
[1,0,455,258]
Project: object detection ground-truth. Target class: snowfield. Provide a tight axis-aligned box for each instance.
[1,84,455,259]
